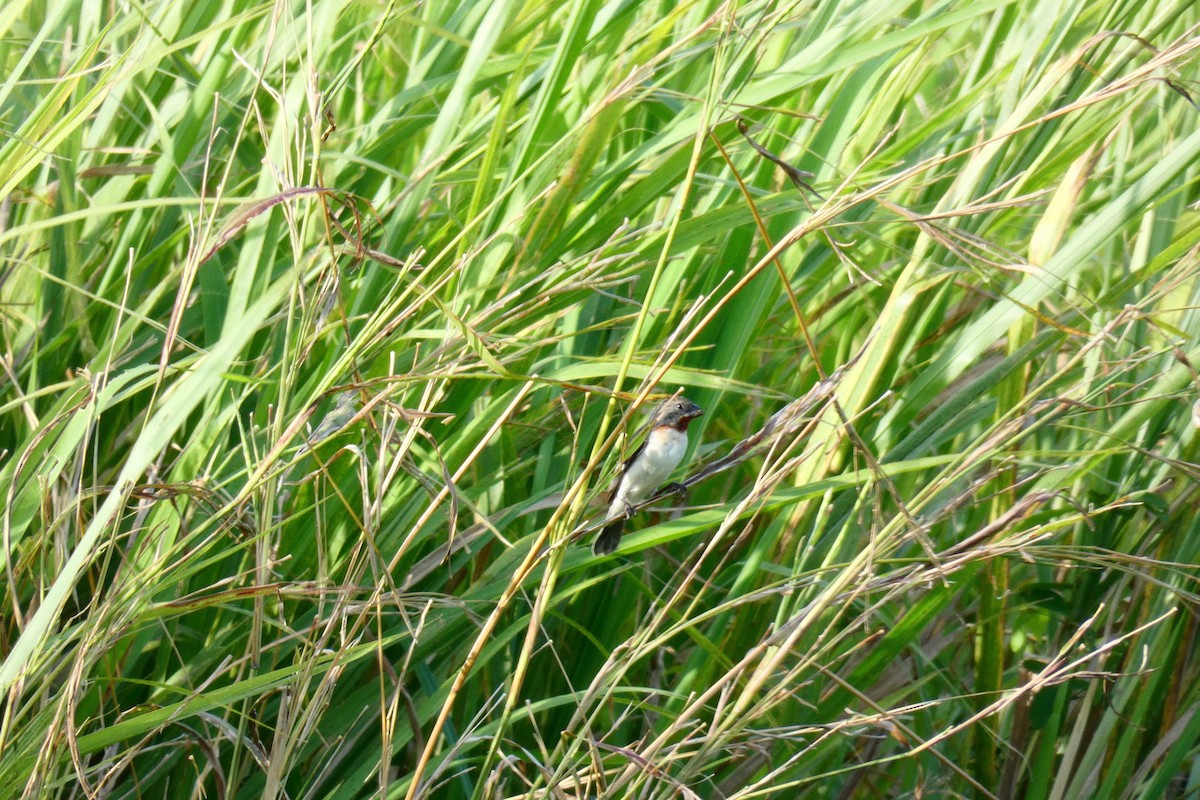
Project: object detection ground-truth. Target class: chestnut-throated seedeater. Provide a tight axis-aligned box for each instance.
[593,396,704,556]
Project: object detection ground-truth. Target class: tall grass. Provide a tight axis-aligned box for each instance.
[2,1,1199,798]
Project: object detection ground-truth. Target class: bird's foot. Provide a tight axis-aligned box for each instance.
[622,502,636,519]
[665,482,688,500]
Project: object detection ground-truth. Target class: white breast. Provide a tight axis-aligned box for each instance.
[609,426,688,515]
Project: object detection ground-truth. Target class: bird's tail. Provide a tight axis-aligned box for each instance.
[593,518,625,556]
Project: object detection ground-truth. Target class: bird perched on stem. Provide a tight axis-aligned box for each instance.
[593,396,704,556]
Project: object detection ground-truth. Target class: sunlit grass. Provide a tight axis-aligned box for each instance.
[2,1,1200,798]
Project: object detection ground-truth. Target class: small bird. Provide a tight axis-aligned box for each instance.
[593,396,704,556]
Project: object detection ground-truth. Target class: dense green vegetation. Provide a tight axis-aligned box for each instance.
[2,0,1200,797]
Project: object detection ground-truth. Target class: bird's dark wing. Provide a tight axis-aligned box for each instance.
[607,436,648,502]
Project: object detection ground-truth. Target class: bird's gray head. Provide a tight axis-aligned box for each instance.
[653,397,704,431]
